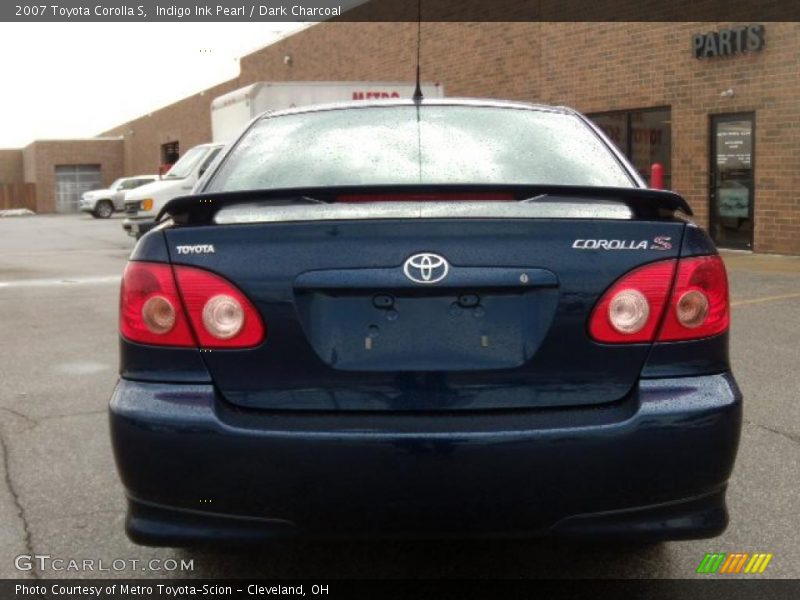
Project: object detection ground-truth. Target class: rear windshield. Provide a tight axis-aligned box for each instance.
[206,105,634,192]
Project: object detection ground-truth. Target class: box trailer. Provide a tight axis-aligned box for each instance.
[211,81,444,142]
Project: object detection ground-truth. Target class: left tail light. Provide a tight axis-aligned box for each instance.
[120,261,265,348]
[173,266,265,348]
[120,263,195,346]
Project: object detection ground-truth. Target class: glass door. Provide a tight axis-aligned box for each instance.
[710,114,755,249]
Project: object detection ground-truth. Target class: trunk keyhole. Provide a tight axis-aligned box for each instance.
[458,294,480,308]
[373,294,395,309]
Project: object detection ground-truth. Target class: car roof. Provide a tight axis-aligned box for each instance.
[256,97,578,122]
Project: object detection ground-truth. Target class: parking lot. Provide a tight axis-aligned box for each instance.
[0,214,798,579]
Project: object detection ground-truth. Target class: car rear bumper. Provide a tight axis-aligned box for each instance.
[109,373,742,546]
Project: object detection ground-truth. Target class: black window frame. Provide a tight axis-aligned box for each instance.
[708,112,756,250]
[588,106,672,189]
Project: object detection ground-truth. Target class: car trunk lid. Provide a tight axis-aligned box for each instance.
[161,187,688,412]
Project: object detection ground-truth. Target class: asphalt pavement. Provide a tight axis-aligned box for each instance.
[0,214,797,579]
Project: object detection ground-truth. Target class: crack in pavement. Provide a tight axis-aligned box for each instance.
[0,429,39,579]
[0,407,38,440]
[0,406,37,427]
[744,418,800,447]
[0,407,108,432]
[35,409,107,423]
[34,508,120,524]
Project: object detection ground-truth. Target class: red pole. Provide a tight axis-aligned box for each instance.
[650,163,664,189]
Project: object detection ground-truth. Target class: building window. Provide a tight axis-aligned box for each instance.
[589,108,671,189]
[161,141,180,166]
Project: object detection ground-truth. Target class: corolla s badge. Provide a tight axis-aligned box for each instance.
[403,253,449,284]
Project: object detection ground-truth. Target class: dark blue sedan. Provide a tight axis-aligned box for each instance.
[110,99,741,545]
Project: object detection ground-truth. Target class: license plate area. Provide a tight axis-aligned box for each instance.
[294,288,559,372]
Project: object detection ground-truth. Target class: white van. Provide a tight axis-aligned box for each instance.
[212,81,445,142]
[122,143,224,238]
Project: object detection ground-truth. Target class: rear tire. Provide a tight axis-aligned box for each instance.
[94,200,114,219]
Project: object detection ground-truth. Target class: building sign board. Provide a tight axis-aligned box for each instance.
[716,124,752,169]
[692,25,765,59]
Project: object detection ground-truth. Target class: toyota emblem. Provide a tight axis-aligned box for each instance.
[403,253,449,284]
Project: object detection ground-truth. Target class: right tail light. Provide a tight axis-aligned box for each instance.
[589,255,729,344]
[658,255,729,341]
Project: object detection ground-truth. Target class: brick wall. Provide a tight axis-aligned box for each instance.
[22,139,124,213]
[238,22,541,101]
[100,21,800,254]
[102,79,241,176]
[0,149,23,185]
[530,22,800,254]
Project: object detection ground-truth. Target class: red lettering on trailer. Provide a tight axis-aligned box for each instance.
[352,91,402,100]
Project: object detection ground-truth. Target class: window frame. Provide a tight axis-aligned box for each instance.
[587,106,671,188]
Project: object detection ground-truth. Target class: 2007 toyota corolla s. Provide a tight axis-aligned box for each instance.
[109,99,741,546]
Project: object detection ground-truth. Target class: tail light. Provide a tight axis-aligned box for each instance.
[120,261,265,348]
[588,260,676,343]
[173,266,264,348]
[336,193,515,202]
[658,255,729,341]
[120,263,195,347]
[589,255,729,344]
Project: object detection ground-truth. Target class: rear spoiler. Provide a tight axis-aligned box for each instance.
[157,184,693,225]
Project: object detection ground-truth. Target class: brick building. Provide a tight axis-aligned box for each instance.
[1,139,124,213]
[22,139,125,213]
[0,149,23,185]
[9,21,800,253]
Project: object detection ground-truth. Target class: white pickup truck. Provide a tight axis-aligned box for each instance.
[79,175,158,218]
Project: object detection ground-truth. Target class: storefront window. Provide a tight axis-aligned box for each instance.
[589,108,671,189]
[710,114,755,249]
